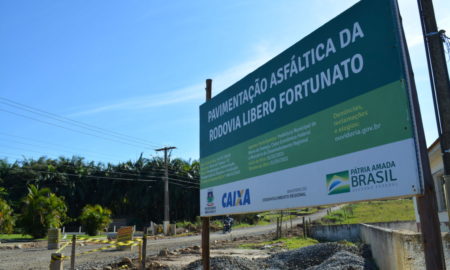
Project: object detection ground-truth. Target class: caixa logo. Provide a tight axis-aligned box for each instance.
[222,189,251,208]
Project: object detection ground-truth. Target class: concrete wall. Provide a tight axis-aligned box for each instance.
[310,221,417,242]
[360,224,423,270]
[311,223,450,270]
[438,212,450,232]
[368,221,418,232]
[360,224,450,270]
[311,224,360,242]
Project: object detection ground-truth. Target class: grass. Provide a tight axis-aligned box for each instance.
[0,234,34,241]
[0,233,109,242]
[240,237,319,250]
[233,220,271,229]
[175,207,320,232]
[319,199,415,225]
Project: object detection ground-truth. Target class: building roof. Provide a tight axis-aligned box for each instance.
[428,137,440,152]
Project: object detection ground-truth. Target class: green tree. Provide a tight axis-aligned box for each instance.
[79,204,112,236]
[0,198,15,234]
[19,185,68,238]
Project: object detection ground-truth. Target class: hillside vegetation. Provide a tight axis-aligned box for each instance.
[319,199,415,224]
[0,155,199,232]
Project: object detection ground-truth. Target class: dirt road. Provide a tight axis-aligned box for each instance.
[0,206,340,270]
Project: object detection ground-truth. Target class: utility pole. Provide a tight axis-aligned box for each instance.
[417,0,450,223]
[202,79,212,270]
[156,146,176,235]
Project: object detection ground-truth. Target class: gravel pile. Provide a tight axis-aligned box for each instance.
[307,251,366,270]
[183,256,268,270]
[265,242,360,269]
[181,243,375,270]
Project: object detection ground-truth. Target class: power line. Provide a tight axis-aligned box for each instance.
[0,154,200,183]
[15,168,158,183]
[0,108,150,149]
[0,152,27,161]
[169,181,199,189]
[165,175,200,185]
[0,143,56,156]
[0,135,125,161]
[0,131,126,159]
[4,164,199,186]
[0,97,161,148]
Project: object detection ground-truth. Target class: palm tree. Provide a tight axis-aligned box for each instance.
[19,185,68,238]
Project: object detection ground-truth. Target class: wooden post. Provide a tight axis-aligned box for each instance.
[275,217,279,239]
[201,78,212,270]
[279,211,283,238]
[49,253,63,270]
[201,217,210,270]
[394,1,447,268]
[306,220,310,238]
[70,235,76,270]
[141,227,147,270]
[302,217,306,238]
[290,214,293,231]
[47,228,60,250]
[138,243,142,262]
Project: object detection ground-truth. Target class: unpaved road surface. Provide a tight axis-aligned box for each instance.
[0,206,340,270]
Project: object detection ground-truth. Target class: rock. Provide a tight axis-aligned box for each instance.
[14,244,22,249]
[118,257,133,268]
[103,267,112,270]
[180,248,191,254]
[192,245,200,250]
[159,248,169,256]
[149,261,162,268]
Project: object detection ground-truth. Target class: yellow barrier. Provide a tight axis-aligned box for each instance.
[76,236,142,245]
[55,241,70,254]
[55,238,142,261]
[49,234,143,270]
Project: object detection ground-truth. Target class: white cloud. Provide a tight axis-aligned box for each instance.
[69,84,204,117]
[69,43,276,117]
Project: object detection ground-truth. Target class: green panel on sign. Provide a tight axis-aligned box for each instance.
[200,80,413,188]
[200,0,405,158]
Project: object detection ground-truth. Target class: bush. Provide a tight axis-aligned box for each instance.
[19,185,68,238]
[0,198,15,233]
[233,213,260,225]
[79,204,112,236]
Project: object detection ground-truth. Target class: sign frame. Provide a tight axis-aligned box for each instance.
[199,0,424,217]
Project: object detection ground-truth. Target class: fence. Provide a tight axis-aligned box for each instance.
[49,227,149,270]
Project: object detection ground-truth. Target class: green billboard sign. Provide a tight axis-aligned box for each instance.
[199,0,422,216]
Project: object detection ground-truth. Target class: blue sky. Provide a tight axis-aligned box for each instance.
[1,0,449,164]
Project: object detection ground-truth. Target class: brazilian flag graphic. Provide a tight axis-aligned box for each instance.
[327,171,350,195]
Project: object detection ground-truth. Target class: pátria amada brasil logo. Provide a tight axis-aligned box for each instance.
[327,170,350,195]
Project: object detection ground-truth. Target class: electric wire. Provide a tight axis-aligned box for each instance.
[0,136,125,161]
[0,108,151,149]
[0,131,124,158]
[0,152,200,184]
[0,97,161,148]
[6,165,199,187]
[169,181,199,189]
